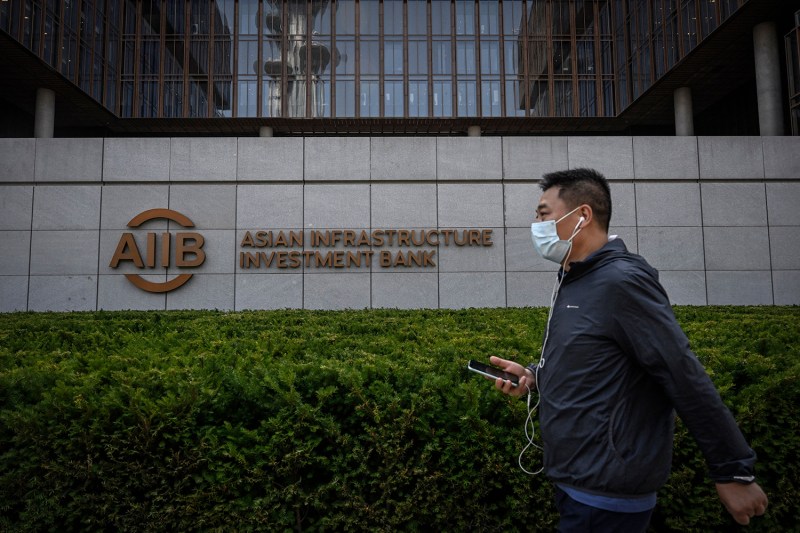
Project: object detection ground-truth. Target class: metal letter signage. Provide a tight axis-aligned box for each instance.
[110,208,206,293]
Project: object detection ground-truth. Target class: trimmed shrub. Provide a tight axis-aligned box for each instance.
[0,307,797,532]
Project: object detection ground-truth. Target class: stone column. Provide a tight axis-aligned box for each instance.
[259,126,274,137]
[753,21,784,136]
[467,125,481,137]
[674,87,694,136]
[34,88,55,138]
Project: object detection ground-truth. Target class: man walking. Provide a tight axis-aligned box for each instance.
[491,168,767,531]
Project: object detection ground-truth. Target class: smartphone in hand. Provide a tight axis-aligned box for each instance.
[467,359,519,387]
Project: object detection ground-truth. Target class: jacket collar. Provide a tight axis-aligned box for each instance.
[560,237,629,282]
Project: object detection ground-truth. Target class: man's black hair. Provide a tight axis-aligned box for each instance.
[540,168,612,232]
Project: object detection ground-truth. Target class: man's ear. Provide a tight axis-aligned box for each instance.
[578,205,593,227]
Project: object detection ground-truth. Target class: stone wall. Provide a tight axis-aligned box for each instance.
[1,136,798,311]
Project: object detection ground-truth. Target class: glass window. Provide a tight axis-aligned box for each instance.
[481,39,500,75]
[432,39,452,74]
[360,79,380,116]
[190,0,210,35]
[313,0,331,34]
[479,1,499,35]
[314,78,331,117]
[433,79,453,116]
[336,39,356,75]
[699,0,718,38]
[505,79,525,117]
[264,79,281,116]
[481,79,502,116]
[336,78,356,116]
[385,40,404,75]
[239,0,258,34]
[576,40,595,75]
[553,80,572,116]
[578,79,596,116]
[455,1,475,35]
[384,0,403,35]
[140,39,160,76]
[238,38,259,76]
[360,1,379,35]
[164,80,184,117]
[189,78,209,116]
[238,79,257,116]
[551,0,571,36]
[360,39,380,75]
[408,0,427,35]
[502,0,524,36]
[457,80,477,116]
[409,77,429,116]
[385,79,403,117]
[431,0,451,35]
[336,0,355,34]
[456,40,476,75]
[139,80,159,117]
[409,39,428,75]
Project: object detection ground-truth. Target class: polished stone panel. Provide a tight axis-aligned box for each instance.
[698,137,764,180]
[769,226,800,270]
[169,185,236,229]
[371,137,436,181]
[568,137,634,180]
[638,227,705,270]
[235,273,303,310]
[706,271,773,305]
[0,275,29,311]
[437,137,502,180]
[28,275,97,311]
[766,183,800,226]
[170,138,237,181]
[502,137,568,181]
[100,185,170,230]
[35,138,103,182]
[303,273,371,309]
[371,183,437,228]
[438,183,504,228]
[30,230,99,275]
[97,274,167,310]
[32,185,101,230]
[104,138,171,182]
[773,271,800,305]
[0,231,30,275]
[506,271,560,307]
[633,137,699,180]
[238,137,304,181]
[304,137,370,181]
[0,186,34,230]
[371,272,439,309]
[635,183,701,227]
[237,184,304,228]
[0,139,35,182]
[166,274,235,310]
[704,227,771,271]
[701,183,767,226]
[439,272,505,308]
[304,184,370,229]
[657,271,707,305]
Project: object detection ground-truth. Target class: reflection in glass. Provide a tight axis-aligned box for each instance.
[409,78,429,116]
[433,40,452,75]
[433,79,453,117]
[360,79,380,116]
[385,79,403,117]
[457,80,477,116]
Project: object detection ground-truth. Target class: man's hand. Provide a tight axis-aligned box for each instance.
[488,356,534,398]
[715,482,768,525]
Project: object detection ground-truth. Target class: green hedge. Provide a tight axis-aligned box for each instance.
[0,307,798,532]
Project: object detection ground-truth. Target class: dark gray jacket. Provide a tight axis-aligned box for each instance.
[532,238,756,498]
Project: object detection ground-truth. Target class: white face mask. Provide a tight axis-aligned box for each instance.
[530,206,583,264]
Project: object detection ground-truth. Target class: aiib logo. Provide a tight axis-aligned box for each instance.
[109,209,206,293]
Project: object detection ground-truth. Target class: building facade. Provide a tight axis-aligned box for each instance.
[1,0,799,311]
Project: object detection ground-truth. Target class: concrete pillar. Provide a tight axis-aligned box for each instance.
[674,87,694,136]
[34,88,55,138]
[753,21,784,136]
[259,126,274,137]
[467,125,481,137]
